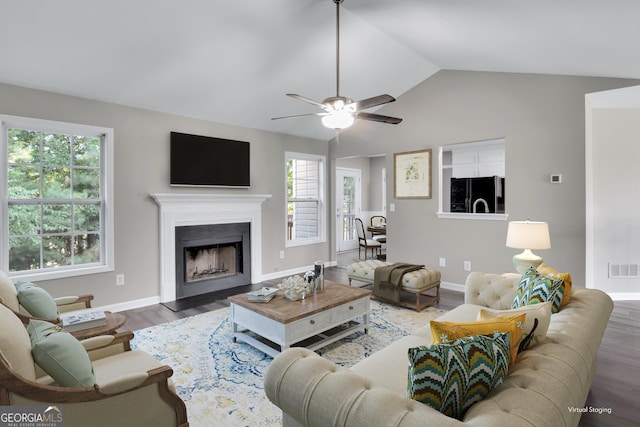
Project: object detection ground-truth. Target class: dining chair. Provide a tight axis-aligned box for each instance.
[355,218,382,260]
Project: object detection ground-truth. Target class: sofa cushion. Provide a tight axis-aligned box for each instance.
[430,314,525,364]
[407,332,510,420]
[15,281,59,319]
[537,263,572,307]
[478,301,552,350]
[511,267,565,313]
[28,319,95,387]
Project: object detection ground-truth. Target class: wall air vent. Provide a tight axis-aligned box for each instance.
[608,263,639,278]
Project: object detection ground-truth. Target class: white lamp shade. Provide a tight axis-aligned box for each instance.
[506,221,551,250]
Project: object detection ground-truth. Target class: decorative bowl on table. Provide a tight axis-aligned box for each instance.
[278,275,313,301]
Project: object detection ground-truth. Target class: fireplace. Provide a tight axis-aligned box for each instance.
[175,222,251,299]
[150,193,271,303]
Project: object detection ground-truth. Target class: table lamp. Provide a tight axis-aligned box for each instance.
[506,220,551,273]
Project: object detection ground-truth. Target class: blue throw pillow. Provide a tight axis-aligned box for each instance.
[28,319,95,387]
[15,281,59,319]
[511,266,565,313]
[407,332,510,420]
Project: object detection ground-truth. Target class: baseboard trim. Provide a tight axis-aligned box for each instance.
[440,281,465,293]
[607,292,640,301]
[97,296,161,313]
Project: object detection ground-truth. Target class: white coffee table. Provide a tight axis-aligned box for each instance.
[229,281,371,357]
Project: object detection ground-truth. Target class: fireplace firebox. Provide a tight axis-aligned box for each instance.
[175,222,251,299]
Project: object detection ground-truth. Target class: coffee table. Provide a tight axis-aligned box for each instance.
[229,280,371,357]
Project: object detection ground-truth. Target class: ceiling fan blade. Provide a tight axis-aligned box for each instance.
[354,94,396,111]
[271,112,325,121]
[287,94,329,110]
[354,111,403,125]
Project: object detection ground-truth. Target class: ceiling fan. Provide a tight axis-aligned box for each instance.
[272,0,403,130]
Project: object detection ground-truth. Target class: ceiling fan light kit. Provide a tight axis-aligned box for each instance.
[322,109,354,129]
[272,0,403,131]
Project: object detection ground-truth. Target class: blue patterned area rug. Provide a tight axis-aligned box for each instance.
[131,300,446,427]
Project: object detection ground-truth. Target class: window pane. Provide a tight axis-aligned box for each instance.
[8,165,40,198]
[75,234,100,264]
[73,136,100,167]
[42,133,71,165]
[75,204,100,232]
[73,168,100,198]
[289,200,319,240]
[43,204,72,233]
[8,129,40,164]
[8,204,40,236]
[42,167,71,198]
[9,237,41,272]
[43,235,72,268]
[290,159,318,199]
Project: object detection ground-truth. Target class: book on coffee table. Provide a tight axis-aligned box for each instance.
[60,309,107,332]
[246,287,279,303]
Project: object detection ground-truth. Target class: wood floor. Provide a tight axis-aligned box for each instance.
[118,252,639,427]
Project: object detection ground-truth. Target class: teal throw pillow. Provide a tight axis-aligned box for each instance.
[511,267,565,313]
[15,281,59,319]
[28,319,95,387]
[407,332,510,420]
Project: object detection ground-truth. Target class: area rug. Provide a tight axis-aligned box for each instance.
[131,300,447,427]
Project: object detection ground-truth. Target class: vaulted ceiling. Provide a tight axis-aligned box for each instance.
[2,0,639,140]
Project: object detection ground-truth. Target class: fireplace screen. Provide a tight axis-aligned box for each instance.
[184,243,240,284]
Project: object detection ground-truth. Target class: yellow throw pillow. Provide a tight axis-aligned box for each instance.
[430,314,526,365]
[537,263,572,306]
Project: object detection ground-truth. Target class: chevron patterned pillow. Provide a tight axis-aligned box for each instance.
[511,266,565,313]
[407,332,510,420]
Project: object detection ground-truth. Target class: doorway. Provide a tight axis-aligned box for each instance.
[335,167,361,252]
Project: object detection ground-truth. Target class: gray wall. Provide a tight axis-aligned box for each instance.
[0,83,329,307]
[331,70,640,286]
[368,156,385,212]
[588,107,640,294]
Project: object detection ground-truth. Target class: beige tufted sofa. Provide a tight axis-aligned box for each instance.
[265,272,614,427]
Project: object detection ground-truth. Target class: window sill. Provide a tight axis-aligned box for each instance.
[436,212,509,221]
[8,264,114,282]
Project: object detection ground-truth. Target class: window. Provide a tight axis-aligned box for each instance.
[438,138,507,220]
[286,152,325,246]
[1,115,114,280]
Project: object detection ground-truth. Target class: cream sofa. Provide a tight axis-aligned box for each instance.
[265,272,614,427]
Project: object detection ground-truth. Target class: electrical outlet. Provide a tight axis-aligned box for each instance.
[439,258,446,267]
[279,250,285,259]
[464,261,471,271]
[116,274,125,286]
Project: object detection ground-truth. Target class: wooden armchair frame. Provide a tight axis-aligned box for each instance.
[0,330,188,427]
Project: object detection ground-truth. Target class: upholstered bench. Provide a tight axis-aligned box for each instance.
[347,260,441,312]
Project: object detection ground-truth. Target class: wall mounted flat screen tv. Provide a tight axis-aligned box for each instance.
[170,132,250,187]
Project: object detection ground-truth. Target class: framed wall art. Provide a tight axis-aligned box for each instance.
[394,149,432,199]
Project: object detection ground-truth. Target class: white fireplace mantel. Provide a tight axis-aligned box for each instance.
[150,193,272,303]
